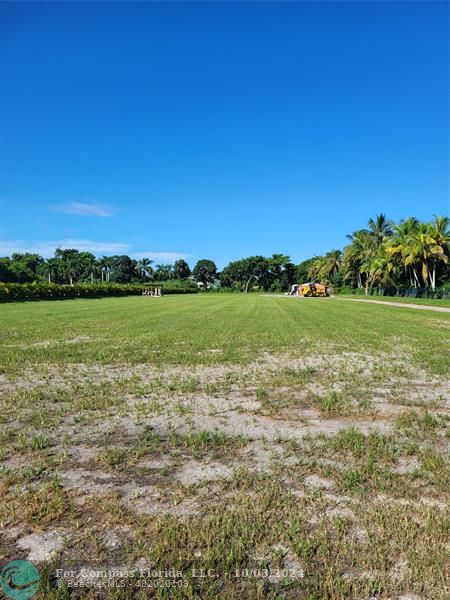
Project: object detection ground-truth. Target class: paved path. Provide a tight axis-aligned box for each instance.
[340,297,450,313]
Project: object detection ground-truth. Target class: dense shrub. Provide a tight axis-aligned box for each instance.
[0,281,198,302]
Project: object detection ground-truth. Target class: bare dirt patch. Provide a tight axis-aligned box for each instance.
[1,344,449,598]
[16,530,65,562]
[174,460,232,486]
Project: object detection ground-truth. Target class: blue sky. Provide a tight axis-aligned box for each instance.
[1,1,448,268]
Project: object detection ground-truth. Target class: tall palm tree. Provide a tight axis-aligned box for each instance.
[427,216,450,290]
[90,261,101,284]
[431,215,450,256]
[343,230,373,292]
[387,217,420,287]
[342,244,361,288]
[45,258,59,283]
[64,256,81,286]
[82,253,97,284]
[99,256,113,282]
[405,223,447,290]
[368,213,393,247]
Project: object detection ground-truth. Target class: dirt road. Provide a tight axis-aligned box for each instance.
[340,297,450,313]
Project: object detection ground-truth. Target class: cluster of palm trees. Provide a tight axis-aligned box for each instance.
[308,250,342,284]
[308,214,450,293]
[43,251,190,285]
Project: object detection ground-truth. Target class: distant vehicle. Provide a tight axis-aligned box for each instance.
[290,283,329,297]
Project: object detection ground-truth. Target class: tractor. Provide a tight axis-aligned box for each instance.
[290,283,329,297]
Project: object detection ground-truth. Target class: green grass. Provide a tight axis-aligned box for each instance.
[1,294,449,599]
[0,293,449,373]
[319,390,350,415]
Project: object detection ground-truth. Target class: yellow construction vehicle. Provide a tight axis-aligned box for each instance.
[290,283,329,297]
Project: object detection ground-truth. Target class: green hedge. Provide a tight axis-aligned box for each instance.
[0,281,198,302]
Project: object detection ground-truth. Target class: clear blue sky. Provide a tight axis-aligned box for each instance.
[1,1,448,268]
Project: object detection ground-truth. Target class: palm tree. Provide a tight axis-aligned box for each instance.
[307,251,342,283]
[45,258,59,283]
[405,223,447,290]
[429,216,450,289]
[343,230,373,293]
[307,256,324,282]
[82,253,97,284]
[431,215,450,252]
[137,258,153,281]
[367,247,395,292]
[64,256,81,286]
[387,217,420,287]
[368,213,393,247]
[155,264,173,281]
[322,250,342,280]
[341,244,361,288]
[99,257,113,282]
[90,261,101,284]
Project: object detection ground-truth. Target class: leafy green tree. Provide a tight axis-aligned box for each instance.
[0,212,449,294]
[278,261,296,291]
[269,254,290,277]
[267,254,293,291]
[8,253,43,283]
[220,256,271,292]
[108,255,138,283]
[192,259,217,289]
[173,259,191,280]
[0,257,13,282]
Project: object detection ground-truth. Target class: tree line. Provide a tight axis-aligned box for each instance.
[0,250,218,288]
[307,214,450,293]
[1,214,448,294]
[221,214,450,294]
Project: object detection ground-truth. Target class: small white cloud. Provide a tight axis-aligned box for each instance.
[51,202,116,217]
[131,251,194,263]
[0,239,129,258]
[60,239,129,254]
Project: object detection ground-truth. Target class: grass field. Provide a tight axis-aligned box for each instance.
[0,294,449,599]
